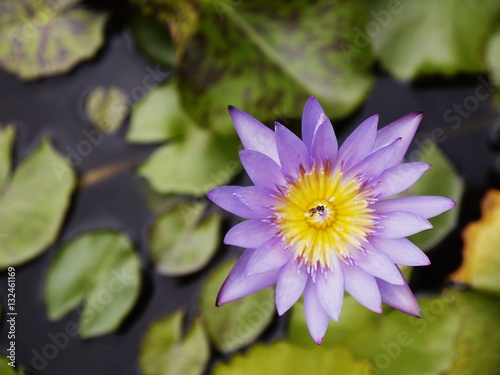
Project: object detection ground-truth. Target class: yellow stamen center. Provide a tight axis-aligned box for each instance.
[273,163,377,271]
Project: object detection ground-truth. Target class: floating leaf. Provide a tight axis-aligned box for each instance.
[447,291,500,375]
[149,201,220,276]
[45,230,141,338]
[85,86,129,134]
[200,260,275,353]
[367,0,500,80]
[178,0,374,135]
[450,190,500,295]
[0,125,15,190]
[0,356,25,375]
[131,14,176,68]
[406,140,464,250]
[139,311,210,375]
[127,80,192,144]
[0,1,107,80]
[138,124,241,196]
[0,138,75,270]
[289,294,461,375]
[213,342,372,375]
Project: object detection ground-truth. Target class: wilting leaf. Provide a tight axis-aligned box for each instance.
[149,201,220,276]
[139,311,210,375]
[138,124,241,195]
[213,342,372,375]
[178,0,374,135]
[0,125,15,190]
[127,80,192,144]
[406,140,464,250]
[45,230,141,338]
[200,260,275,353]
[367,0,500,80]
[0,138,75,270]
[450,189,500,295]
[0,356,25,375]
[85,86,129,134]
[0,1,107,80]
[447,291,500,375]
[289,293,461,375]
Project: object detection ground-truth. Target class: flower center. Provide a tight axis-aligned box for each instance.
[273,163,377,272]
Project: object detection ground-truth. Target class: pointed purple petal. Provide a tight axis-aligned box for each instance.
[378,211,432,238]
[276,260,308,315]
[376,277,422,317]
[370,162,430,198]
[369,237,430,266]
[304,279,330,344]
[302,97,336,152]
[275,122,311,179]
[345,138,401,182]
[234,186,280,216]
[246,237,293,276]
[373,196,456,219]
[224,220,277,248]
[217,248,279,306]
[239,150,287,191]
[341,262,382,313]
[208,186,264,219]
[229,106,280,164]
[311,119,338,166]
[315,253,344,321]
[351,244,405,285]
[374,112,423,167]
[335,115,378,172]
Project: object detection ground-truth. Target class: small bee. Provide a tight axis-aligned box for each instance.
[309,205,325,216]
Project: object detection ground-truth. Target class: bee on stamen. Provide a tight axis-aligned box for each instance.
[309,205,325,216]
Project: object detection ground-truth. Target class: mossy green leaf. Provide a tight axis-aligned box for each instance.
[45,230,142,339]
[289,293,461,375]
[367,0,500,80]
[0,138,75,270]
[178,0,374,135]
[486,26,500,105]
[131,13,176,68]
[200,260,275,353]
[138,124,241,195]
[447,291,500,375]
[0,125,15,190]
[139,311,210,375]
[127,80,192,144]
[450,190,500,295]
[85,86,128,134]
[0,1,107,80]
[0,356,25,375]
[149,201,220,276]
[213,342,372,375]
[406,140,464,250]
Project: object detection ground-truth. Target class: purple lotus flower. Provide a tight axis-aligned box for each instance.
[208,97,455,344]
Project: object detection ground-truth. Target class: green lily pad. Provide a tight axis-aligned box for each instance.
[149,201,221,276]
[131,13,176,68]
[127,80,192,144]
[213,342,372,375]
[450,190,500,295]
[85,86,128,134]
[0,125,15,190]
[138,124,241,196]
[178,0,374,135]
[447,291,500,375]
[0,356,25,375]
[367,0,500,80]
[139,310,210,375]
[406,140,464,251]
[45,230,142,339]
[200,260,275,353]
[289,293,461,375]
[0,1,107,80]
[0,137,75,270]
